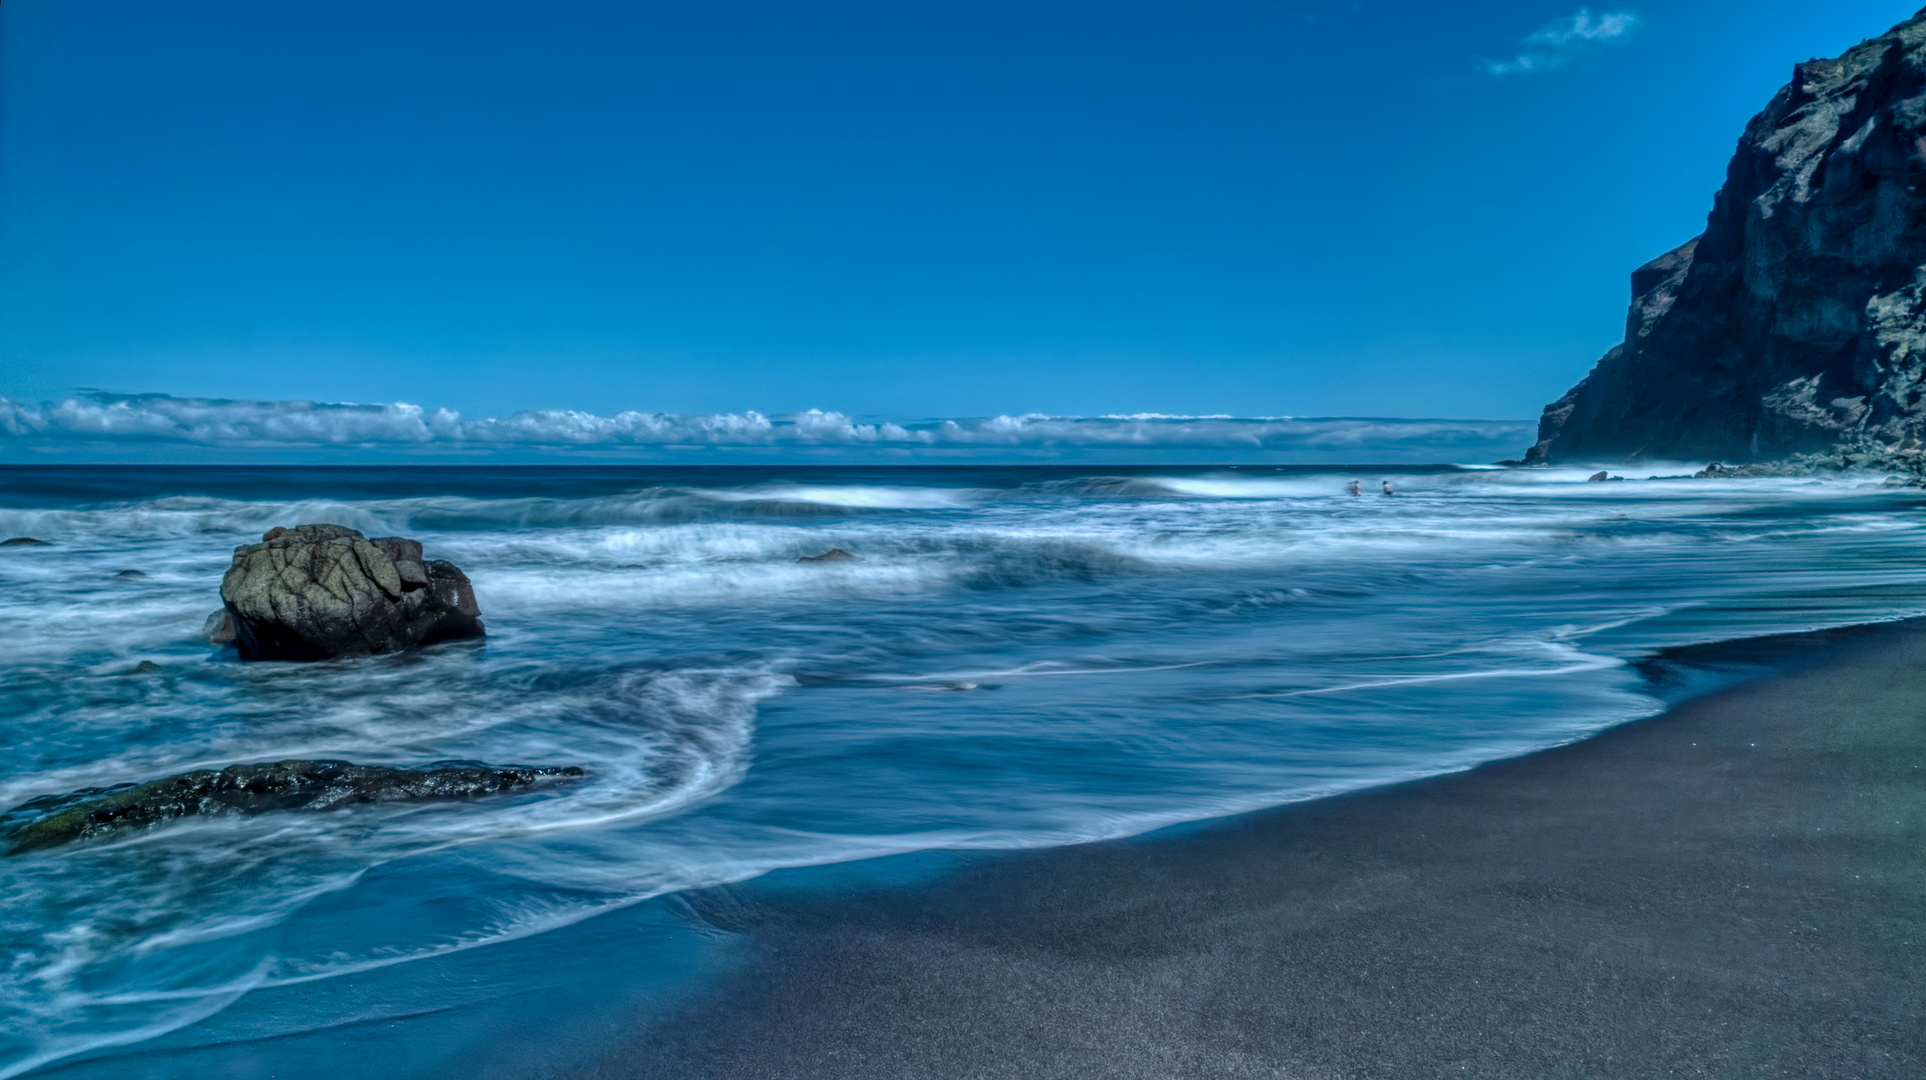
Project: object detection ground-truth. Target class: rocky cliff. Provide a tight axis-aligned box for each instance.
[1528,7,1926,465]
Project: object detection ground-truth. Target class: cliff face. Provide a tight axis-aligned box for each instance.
[1528,7,1926,464]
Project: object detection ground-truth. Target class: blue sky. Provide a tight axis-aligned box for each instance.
[2,0,1921,436]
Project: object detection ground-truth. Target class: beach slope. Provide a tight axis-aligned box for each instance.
[589,625,1926,1079]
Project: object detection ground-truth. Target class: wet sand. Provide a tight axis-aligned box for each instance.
[581,623,1926,1079]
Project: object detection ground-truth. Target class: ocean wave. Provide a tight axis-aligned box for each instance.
[0,657,782,1076]
[0,489,967,547]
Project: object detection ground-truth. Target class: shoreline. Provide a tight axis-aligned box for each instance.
[574,619,1926,1079]
[24,618,1926,1079]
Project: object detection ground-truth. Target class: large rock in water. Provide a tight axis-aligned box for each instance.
[220,524,484,661]
[2,760,584,854]
[1528,7,1926,465]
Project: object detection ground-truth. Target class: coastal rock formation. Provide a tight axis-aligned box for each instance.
[1528,7,1926,465]
[3,759,584,854]
[219,524,484,661]
[201,609,237,646]
[797,548,858,563]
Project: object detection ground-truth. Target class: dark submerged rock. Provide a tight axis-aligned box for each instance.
[797,548,858,563]
[132,661,164,675]
[219,524,484,661]
[114,569,147,580]
[1528,9,1926,466]
[4,759,585,854]
[1,537,49,546]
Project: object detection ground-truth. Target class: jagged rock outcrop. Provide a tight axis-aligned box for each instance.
[1529,7,1926,465]
[201,609,237,645]
[220,524,484,661]
[797,548,858,563]
[3,760,584,854]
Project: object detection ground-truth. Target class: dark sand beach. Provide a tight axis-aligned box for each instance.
[581,623,1926,1079]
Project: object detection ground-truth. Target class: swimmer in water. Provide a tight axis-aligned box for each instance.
[1381,481,1395,495]
[1347,481,1362,496]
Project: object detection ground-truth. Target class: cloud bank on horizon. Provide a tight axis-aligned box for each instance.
[1480,8,1643,77]
[0,392,1533,463]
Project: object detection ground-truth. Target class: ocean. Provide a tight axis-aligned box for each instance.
[4,462,1925,1077]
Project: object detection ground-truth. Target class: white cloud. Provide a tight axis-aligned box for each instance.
[0,392,1533,460]
[1480,8,1642,77]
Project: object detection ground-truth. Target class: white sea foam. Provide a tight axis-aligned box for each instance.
[699,484,978,509]
[0,653,782,1074]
